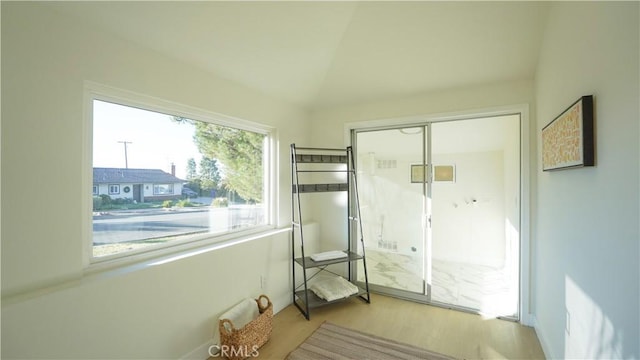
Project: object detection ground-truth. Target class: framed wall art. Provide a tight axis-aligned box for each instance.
[433,164,455,183]
[542,95,594,171]
[411,164,456,183]
[410,164,425,183]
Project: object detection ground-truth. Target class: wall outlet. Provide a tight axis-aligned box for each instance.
[565,310,571,335]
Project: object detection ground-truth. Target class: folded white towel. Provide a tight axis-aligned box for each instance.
[309,276,359,302]
[219,298,259,332]
[310,250,348,262]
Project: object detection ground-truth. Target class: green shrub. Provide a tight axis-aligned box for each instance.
[113,197,133,205]
[93,196,103,211]
[211,197,229,208]
[100,194,112,205]
[162,200,174,208]
[176,199,193,208]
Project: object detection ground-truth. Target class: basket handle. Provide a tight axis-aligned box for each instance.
[256,294,271,312]
[219,318,235,334]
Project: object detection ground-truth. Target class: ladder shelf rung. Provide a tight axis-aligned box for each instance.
[296,170,351,173]
[295,154,348,164]
[293,183,348,193]
[293,146,347,152]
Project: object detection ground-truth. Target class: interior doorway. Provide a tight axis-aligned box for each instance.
[353,113,522,320]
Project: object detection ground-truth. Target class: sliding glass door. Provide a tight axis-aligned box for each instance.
[354,115,521,319]
[429,116,520,318]
[355,126,426,296]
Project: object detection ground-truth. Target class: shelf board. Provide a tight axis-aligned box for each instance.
[294,286,369,310]
[293,183,348,193]
[295,154,347,164]
[295,251,363,268]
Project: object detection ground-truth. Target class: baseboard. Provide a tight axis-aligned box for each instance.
[520,312,535,327]
[531,315,553,360]
[180,339,215,360]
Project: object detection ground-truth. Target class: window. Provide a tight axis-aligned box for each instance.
[90,94,272,261]
[153,184,174,195]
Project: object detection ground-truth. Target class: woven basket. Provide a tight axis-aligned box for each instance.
[218,295,273,360]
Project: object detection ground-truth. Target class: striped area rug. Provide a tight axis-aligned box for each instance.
[286,322,456,360]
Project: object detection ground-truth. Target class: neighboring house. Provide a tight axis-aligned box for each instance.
[93,167,185,202]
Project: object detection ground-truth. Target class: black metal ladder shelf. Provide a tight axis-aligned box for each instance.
[290,144,370,320]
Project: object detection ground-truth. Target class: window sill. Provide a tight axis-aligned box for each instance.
[84,226,290,278]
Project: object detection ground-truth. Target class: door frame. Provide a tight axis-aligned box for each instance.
[345,104,532,325]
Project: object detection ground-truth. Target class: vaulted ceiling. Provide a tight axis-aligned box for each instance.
[49,1,549,110]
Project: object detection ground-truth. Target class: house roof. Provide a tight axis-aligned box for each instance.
[93,168,185,184]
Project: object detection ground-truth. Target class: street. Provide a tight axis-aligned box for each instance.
[93,205,263,244]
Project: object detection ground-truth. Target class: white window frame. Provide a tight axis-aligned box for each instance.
[153,183,174,195]
[92,185,98,195]
[108,184,120,195]
[82,81,277,269]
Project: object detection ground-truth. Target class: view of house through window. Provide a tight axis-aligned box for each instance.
[92,99,267,259]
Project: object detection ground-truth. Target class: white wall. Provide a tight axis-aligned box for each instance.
[431,151,506,268]
[310,79,535,147]
[358,150,508,268]
[1,3,309,358]
[534,2,639,359]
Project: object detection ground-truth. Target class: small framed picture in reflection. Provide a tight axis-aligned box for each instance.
[410,164,425,183]
[433,165,455,183]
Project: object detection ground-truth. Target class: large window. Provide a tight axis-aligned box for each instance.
[91,97,271,261]
[153,184,174,195]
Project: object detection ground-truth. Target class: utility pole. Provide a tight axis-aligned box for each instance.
[118,141,132,168]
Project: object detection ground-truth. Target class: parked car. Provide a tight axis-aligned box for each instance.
[181,187,198,198]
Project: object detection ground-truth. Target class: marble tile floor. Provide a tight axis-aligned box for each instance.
[361,249,519,318]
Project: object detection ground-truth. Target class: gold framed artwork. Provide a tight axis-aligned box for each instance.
[410,164,455,183]
[433,165,455,182]
[542,95,595,171]
[410,164,425,183]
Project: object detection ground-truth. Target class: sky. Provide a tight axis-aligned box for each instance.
[92,100,202,180]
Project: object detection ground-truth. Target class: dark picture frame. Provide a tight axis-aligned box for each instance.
[542,95,594,171]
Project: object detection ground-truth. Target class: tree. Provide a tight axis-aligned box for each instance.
[186,158,197,180]
[172,116,264,202]
[199,156,222,196]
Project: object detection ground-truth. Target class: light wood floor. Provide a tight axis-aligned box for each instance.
[255,294,545,359]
